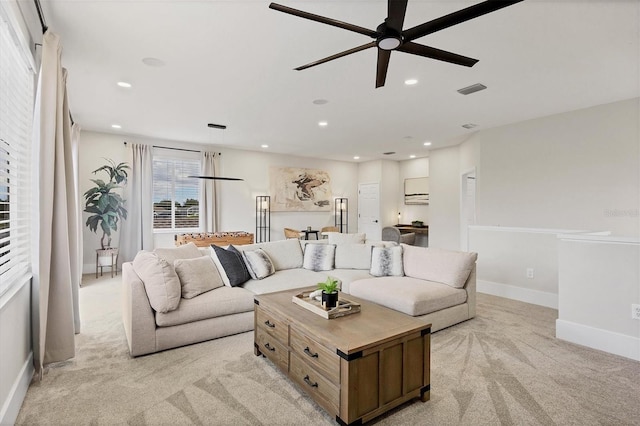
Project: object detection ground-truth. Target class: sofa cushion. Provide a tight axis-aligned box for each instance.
[334,243,377,270]
[154,242,202,266]
[329,269,373,294]
[174,256,224,299]
[155,286,255,327]
[132,251,181,313]
[242,248,276,279]
[303,243,336,271]
[236,239,303,271]
[370,245,404,277]
[210,245,251,287]
[241,268,327,295]
[327,232,366,244]
[349,277,467,316]
[402,244,478,289]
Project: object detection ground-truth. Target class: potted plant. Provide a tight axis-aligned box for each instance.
[317,276,340,310]
[84,159,129,250]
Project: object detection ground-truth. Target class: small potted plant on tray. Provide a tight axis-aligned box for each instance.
[317,276,339,310]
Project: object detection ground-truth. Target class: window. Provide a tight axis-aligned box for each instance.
[152,151,200,231]
[0,6,35,295]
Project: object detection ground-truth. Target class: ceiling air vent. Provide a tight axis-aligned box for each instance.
[383,151,396,155]
[457,83,487,95]
[462,123,478,129]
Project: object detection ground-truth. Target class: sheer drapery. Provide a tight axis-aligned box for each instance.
[31,31,80,377]
[119,143,154,264]
[199,151,218,232]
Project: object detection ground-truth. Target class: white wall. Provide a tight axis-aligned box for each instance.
[557,235,640,361]
[428,146,462,250]
[398,157,430,225]
[79,131,359,259]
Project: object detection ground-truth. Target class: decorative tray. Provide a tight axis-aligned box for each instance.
[292,291,361,319]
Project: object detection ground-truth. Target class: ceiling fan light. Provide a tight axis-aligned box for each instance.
[377,36,401,50]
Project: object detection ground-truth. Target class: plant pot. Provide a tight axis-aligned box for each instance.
[322,291,339,310]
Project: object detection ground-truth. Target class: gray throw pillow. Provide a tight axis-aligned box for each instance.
[210,244,251,287]
[174,256,224,298]
[303,243,336,271]
[370,245,404,277]
[132,251,181,313]
[242,249,275,280]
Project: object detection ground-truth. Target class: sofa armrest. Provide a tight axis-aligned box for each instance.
[122,262,157,356]
[464,264,477,318]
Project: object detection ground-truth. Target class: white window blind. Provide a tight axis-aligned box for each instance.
[0,8,34,295]
[152,150,200,231]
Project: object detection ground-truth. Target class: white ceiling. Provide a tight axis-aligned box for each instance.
[39,0,639,162]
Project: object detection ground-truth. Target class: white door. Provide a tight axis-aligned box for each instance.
[460,170,477,251]
[358,183,381,241]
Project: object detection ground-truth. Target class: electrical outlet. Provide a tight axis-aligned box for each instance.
[632,304,640,320]
[526,268,534,279]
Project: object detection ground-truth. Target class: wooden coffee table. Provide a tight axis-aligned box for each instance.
[254,288,431,425]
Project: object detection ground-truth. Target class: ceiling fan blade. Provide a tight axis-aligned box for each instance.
[188,175,244,181]
[295,42,376,71]
[403,0,524,42]
[398,42,478,67]
[376,49,391,88]
[269,3,377,38]
[386,0,408,33]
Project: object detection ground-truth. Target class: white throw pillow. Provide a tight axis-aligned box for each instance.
[242,248,276,280]
[370,246,404,277]
[327,232,366,244]
[236,239,304,271]
[174,256,224,299]
[303,243,336,271]
[154,242,202,266]
[335,243,380,270]
[132,251,181,313]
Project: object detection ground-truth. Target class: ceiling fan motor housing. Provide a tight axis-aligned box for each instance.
[376,23,402,50]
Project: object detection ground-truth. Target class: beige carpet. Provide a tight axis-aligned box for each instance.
[16,274,640,425]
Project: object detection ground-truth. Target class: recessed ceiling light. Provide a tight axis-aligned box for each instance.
[111,124,121,129]
[313,99,328,105]
[318,121,328,127]
[353,156,360,160]
[142,57,165,67]
[117,81,132,88]
[261,144,269,148]
[404,79,418,86]
[410,155,416,159]
[423,142,432,146]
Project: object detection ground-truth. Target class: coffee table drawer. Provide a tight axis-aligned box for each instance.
[256,307,288,345]
[290,352,339,415]
[290,326,340,384]
[255,327,289,372]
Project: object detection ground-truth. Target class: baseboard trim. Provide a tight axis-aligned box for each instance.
[0,352,33,425]
[556,319,640,361]
[477,280,558,309]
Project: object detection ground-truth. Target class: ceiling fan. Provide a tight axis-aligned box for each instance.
[269,0,524,88]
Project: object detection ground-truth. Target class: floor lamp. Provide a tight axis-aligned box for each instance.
[256,196,270,243]
[335,198,348,233]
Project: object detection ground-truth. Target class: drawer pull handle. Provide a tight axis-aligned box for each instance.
[304,347,319,358]
[264,320,276,328]
[303,375,318,388]
[264,343,276,352]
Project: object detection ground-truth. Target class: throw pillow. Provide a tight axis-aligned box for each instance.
[174,256,224,298]
[370,245,404,277]
[154,242,202,266]
[132,251,181,313]
[303,243,336,271]
[327,232,366,244]
[242,248,275,280]
[210,244,251,287]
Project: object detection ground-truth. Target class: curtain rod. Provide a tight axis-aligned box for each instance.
[34,0,48,33]
[123,141,221,155]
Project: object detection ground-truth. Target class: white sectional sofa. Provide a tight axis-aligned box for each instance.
[122,237,477,356]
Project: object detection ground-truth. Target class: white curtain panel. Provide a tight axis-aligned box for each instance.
[31,31,79,377]
[199,151,218,232]
[71,123,82,333]
[119,143,154,264]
